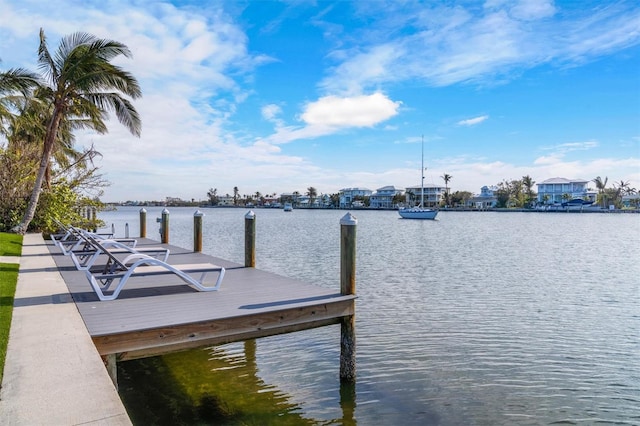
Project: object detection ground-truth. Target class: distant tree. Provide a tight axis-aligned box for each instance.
[233,186,239,205]
[511,179,524,207]
[440,173,452,206]
[329,193,339,207]
[207,188,218,206]
[542,194,550,205]
[392,192,405,207]
[306,186,317,207]
[495,180,511,208]
[592,176,608,208]
[615,180,630,198]
[522,175,536,208]
[450,190,473,207]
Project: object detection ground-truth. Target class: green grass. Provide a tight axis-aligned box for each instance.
[0,263,19,385]
[0,232,23,256]
[0,232,22,386]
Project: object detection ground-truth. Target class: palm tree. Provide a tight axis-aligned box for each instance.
[615,180,629,195]
[522,175,535,208]
[233,186,239,205]
[0,66,40,129]
[306,186,317,207]
[12,29,141,233]
[592,176,608,208]
[440,173,452,207]
[7,93,87,188]
[542,194,550,206]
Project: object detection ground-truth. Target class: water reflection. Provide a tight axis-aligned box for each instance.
[119,340,319,425]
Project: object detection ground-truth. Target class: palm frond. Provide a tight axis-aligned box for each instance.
[37,28,59,83]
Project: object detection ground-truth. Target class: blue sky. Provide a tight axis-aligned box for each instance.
[1,0,639,202]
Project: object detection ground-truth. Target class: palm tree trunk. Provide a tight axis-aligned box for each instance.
[11,110,62,234]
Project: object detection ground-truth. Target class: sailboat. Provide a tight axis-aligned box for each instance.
[398,136,438,220]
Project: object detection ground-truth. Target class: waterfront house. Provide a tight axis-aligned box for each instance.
[404,183,444,208]
[622,194,640,209]
[339,188,372,208]
[370,186,403,209]
[536,177,596,205]
[466,185,498,209]
[217,195,235,206]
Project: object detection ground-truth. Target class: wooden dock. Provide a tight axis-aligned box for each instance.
[47,239,356,366]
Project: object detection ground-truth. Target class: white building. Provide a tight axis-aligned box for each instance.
[404,183,445,208]
[370,186,403,209]
[467,185,498,209]
[339,188,372,208]
[536,177,595,205]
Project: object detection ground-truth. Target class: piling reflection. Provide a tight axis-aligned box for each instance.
[118,339,355,425]
[339,381,356,425]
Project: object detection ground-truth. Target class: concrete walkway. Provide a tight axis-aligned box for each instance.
[0,234,131,425]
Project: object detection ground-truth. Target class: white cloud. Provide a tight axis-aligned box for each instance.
[261,104,282,121]
[301,93,401,127]
[458,115,489,126]
[318,1,640,91]
[257,93,401,146]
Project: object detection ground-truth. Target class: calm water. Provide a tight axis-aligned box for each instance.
[99,207,640,425]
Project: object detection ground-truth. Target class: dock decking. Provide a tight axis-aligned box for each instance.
[48,239,355,361]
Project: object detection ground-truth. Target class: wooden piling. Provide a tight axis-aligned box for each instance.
[245,210,256,267]
[193,210,204,252]
[340,212,357,382]
[103,354,118,389]
[161,208,169,244]
[139,208,147,238]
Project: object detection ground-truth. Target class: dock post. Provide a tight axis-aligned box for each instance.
[194,210,204,252]
[340,212,357,382]
[103,354,118,390]
[161,208,170,244]
[245,210,256,267]
[139,208,147,238]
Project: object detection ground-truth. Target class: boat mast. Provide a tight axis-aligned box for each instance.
[420,135,424,208]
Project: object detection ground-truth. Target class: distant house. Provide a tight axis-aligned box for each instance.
[370,185,403,209]
[296,194,323,208]
[404,183,444,208]
[217,195,235,206]
[622,194,640,209]
[536,177,595,205]
[339,188,372,208]
[467,185,498,209]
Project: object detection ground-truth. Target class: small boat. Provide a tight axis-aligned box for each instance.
[561,199,595,208]
[284,202,293,212]
[398,206,438,219]
[399,136,438,220]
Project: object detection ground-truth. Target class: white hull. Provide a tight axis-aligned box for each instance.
[398,207,438,220]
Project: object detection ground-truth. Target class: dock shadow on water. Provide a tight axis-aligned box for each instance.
[118,339,357,425]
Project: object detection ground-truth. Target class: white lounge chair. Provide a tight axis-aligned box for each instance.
[68,230,169,271]
[52,223,137,255]
[81,235,225,301]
